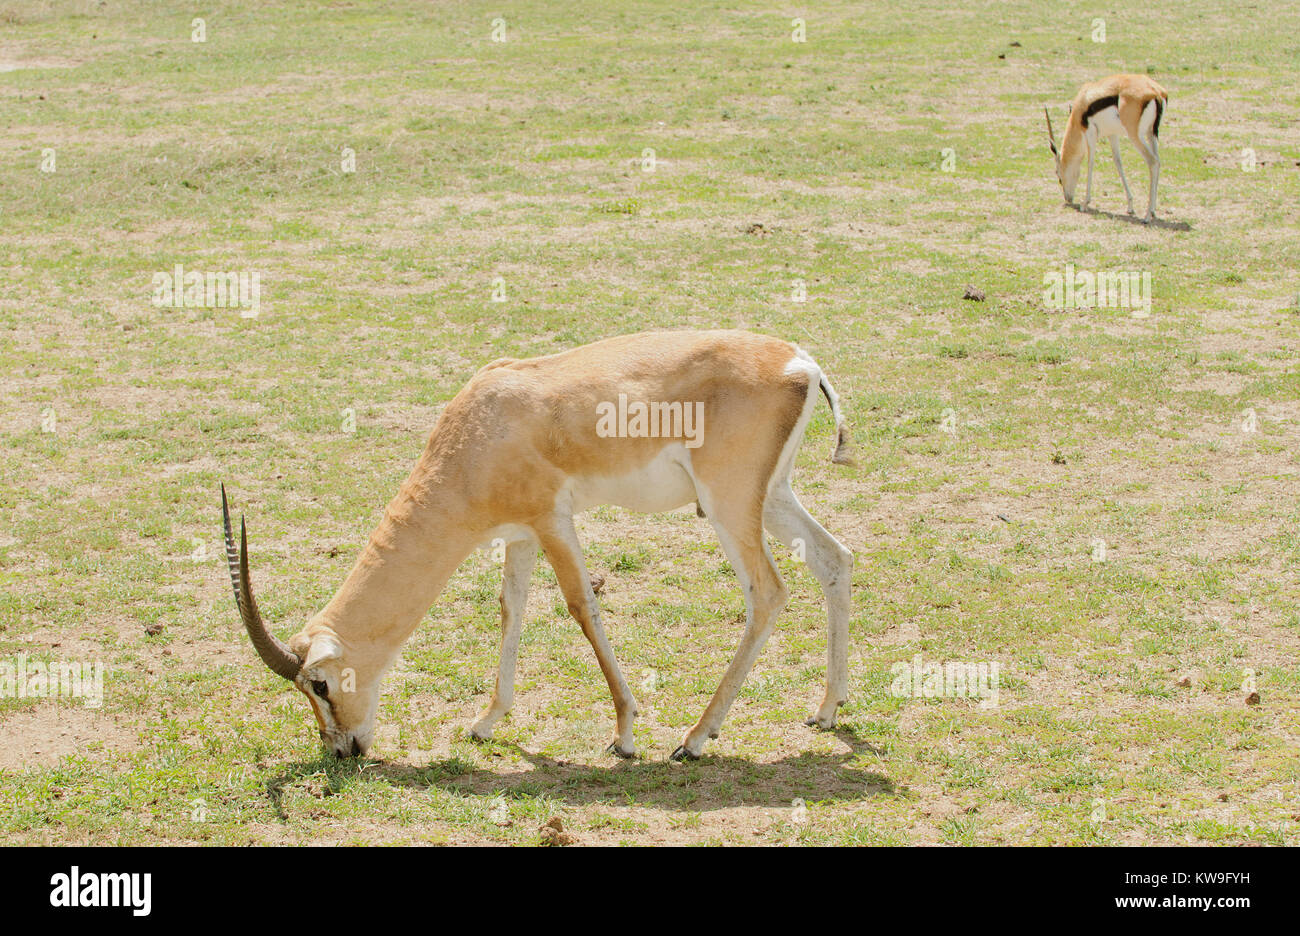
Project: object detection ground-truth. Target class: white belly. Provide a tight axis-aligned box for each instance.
[1088,106,1125,140]
[568,443,697,514]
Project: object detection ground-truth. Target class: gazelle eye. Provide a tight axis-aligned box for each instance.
[311,679,329,698]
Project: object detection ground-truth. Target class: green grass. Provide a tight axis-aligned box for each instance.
[0,0,1298,845]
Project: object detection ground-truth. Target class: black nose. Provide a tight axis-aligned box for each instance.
[350,737,362,757]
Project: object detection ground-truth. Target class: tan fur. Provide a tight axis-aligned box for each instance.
[1047,74,1168,221]
[254,329,853,760]
[1058,74,1167,168]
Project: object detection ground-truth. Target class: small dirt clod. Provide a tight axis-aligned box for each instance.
[539,816,576,846]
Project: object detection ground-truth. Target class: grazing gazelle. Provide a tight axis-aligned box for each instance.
[222,330,854,761]
[1044,74,1168,223]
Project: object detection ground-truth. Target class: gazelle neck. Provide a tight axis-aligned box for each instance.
[312,475,479,667]
[1060,118,1087,168]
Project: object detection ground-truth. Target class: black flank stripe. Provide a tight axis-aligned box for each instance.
[1080,94,1119,128]
[1153,98,1163,137]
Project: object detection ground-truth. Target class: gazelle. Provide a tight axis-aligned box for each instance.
[1045,74,1168,223]
[222,330,854,761]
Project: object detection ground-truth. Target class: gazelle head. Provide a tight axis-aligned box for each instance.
[1044,105,1081,204]
[221,486,379,758]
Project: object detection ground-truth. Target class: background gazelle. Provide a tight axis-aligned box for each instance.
[1045,74,1169,222]
[222,330,854,761]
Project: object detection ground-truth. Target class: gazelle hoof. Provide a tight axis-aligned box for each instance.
[669,744,700,762]
[604,741,635,759]
[804,714,836,730]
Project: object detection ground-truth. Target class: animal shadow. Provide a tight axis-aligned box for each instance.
[265,727,893,814]
[1082,206,1192,231]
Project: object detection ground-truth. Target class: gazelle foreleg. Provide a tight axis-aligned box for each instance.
[1110,137,1136,215]
[672,482,789,760]
[764,482,853,729]
[1082,134,1095,209]
[470,538,537,741]
[537,515,638,757]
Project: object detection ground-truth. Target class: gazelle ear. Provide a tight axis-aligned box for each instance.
[304,634,343,669]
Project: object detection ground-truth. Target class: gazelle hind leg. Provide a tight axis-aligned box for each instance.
[764,482,852,728]
[1110,137,1135,215]
[470,538,536,741]
[1133,101,1161,223]
[536,515,638,757]
[1130,131,1160,223]
[673,482,788,760]
[1144,135,1160,222]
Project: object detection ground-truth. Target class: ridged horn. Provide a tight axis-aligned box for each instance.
[221,484,302,680]
[1044,106,1059,155]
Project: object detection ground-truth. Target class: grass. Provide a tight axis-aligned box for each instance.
[0,0,1298,845]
